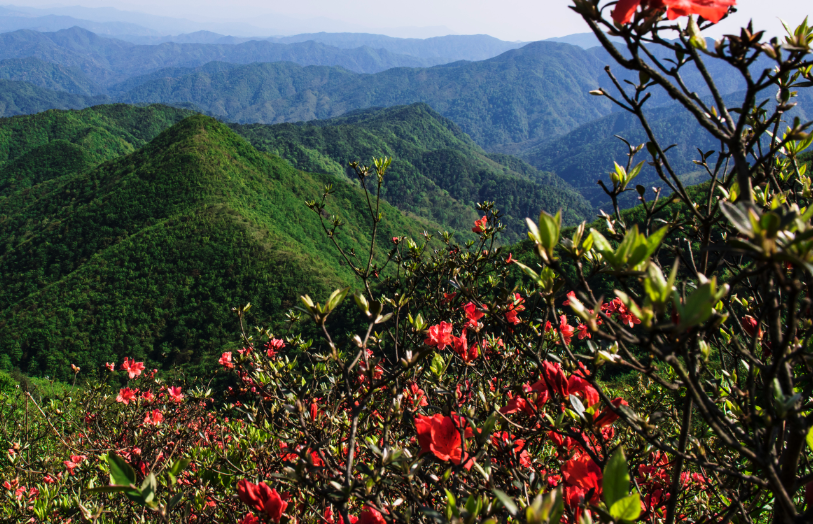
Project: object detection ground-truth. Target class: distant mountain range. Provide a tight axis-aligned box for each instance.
[0,23,800,214]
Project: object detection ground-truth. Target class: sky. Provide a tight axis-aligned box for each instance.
[14,0,812,41]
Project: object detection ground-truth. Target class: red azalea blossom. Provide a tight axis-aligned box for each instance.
[562,291,576,306]
[326,506,359,524]
[219,351,234,369]
[741,315,763,338]
[491,431,532,468]
[471,216,487,233]
[404,382,429,407]
[505,252,513,264]
[441,292,457,304]
[120,357,145,379]
[105,362,115,372]
[168,386,184,402]
[236,480,287,523]
[612,0,734,25]
[541,360,569,397]
[359,507,387,524]
[559,315,575,344]
[424,321,454,349]
[452,330,479,363]
[144,410,163,426]
[595,398,629,427]
[463,302,485,328]
[116,387,137,405]
[238,515,261,524]
[577,323,591,340]
[414,413,474,468]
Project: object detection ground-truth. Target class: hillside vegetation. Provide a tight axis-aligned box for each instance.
[0,111,436,379]
[232,103,593,237]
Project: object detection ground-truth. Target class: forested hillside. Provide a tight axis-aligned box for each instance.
[0,112,437,378]
[233,103,593,236]
[120,41,614,147]
[0,79,109,117]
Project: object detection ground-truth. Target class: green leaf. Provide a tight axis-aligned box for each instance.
[169,458,192,477]
[492,489,518,516]
[107,453,136,488]
[326,287,350,313]
[806,426,813,452]
[537,210,562,254]
[430,353,445,377]
[610,493,642,521]
[603,447,630,507]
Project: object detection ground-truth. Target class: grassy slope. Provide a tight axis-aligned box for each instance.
[0,114,436,379]
[233,103,594,239]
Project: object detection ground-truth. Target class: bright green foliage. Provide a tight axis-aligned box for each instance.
[0,103,193,194]
[0,113,436,379]
[234,104,593,239]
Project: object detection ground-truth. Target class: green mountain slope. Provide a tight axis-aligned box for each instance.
[0,79,110,118]
[0,114,436,378]
[0,103,193,194]
[232,103,593,238]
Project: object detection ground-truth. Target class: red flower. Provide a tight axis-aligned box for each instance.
[741,315,762,338]
[452,330,479,363]
[326,506,359,524]
[441,292,457,304]
[505,253,513,264]
[405,382,429,408]
[594,398,629,427]
[116,387,137,405]
[562,453,602,504]
[141,389,154,401]
[239,515,261,524]
[168,386,184,403]
[144,410,163,426]
[463,302,485,328]
[612,0,734,25]
[567,375,599,407]
[541,361,569,397]
[577,324,591,340]
[105,362,115,372]
[414,413,474,468]
[219,352,234,369]
[559,315,575,345]
[266,338,285,359]
[359,507,387,524]
[120,358,145,379]
[491,431,532,468]
[562,291,576,306]
[236,480,287,523]
[425,322,454,350]
[472,216,487,233]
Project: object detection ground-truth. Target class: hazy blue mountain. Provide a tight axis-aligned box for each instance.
[119,41,614,148]
[266,33,525,61]
[0,27,447,86]
[0,79,110,117]
[0,57,105,96]
[545,32,622,49]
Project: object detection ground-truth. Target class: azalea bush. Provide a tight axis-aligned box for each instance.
[1,1,813,524]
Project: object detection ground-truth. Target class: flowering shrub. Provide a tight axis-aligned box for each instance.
[1,2,812,523]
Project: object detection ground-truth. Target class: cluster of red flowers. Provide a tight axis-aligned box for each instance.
[612,0,735,25]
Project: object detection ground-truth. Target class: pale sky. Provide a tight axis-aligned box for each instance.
[16,0,812,41]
